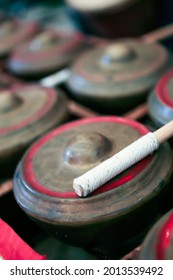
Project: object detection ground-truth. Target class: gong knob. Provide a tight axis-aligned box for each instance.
[29,31,57,52]
[64,132,112,166]
[101,43,135,65]
[0,91,21,113]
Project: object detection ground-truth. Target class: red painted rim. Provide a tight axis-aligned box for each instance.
[0,84,56,134]
[2,20,38,44]
[23,116,152,199]
[156,69,173,108]
[156,213,173,260]
[10,32,83,62]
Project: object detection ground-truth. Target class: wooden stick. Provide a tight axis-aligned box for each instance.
[141,23,173,44]
[67,100,99,118]
[123,103,148,120]
[0,180,12,197]
[154,120,173,143]
[73,120,173,197]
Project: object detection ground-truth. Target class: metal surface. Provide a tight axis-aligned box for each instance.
[67,39,171,113]
[0,19,38,57]
[0,84,69,177]
[140,210,173,260]
[148,69,173,127]
[14,116,173,258]
[7,29,84,78]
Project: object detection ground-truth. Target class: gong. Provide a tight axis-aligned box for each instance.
[66,39,172,114]
[140,210,173,260]
[13,116,173,258]
[7,29,84,79]
[148,68,173,127]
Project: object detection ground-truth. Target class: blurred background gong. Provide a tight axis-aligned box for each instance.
[65,0,159,38]
[148,68,173,127]
[0,84,68,177]
[13,116,173,259]
[140,210,173,260]
[67,39,172,114]
[0,19,38,58]
[7,28,84,79]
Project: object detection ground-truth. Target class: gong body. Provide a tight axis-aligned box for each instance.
[0,19,38,57]
[66,0,158,38]
[0,84,68,177]
[13,116,173,258]
[148,68,173,127]
[7,29,84,79]
[140,210,173,260]
[67,40,171,114]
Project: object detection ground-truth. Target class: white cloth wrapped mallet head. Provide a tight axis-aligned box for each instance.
[73,120,173,197]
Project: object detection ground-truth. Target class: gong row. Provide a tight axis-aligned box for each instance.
[1,18,173,260]
[0,17,172,122]
[0,62,173,173]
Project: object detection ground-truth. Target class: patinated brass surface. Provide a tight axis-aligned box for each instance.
[67,40,171,113]
[7,29,83,77]
[33,121,141,192]
[0,85,68,177]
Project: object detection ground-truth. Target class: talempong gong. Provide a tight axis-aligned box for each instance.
[13,116,173,259]
[7,29,84,79]
[66,0,158,38]
[148,68,173,127]
[66,39,172,114]
[140,210,173,260]
[0,84,68,177]
[0,19,38,57]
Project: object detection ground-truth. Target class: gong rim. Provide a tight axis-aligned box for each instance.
[148,68,173,127]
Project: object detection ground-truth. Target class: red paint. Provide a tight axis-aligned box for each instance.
[156,69,173,108]
[0,219,46,260]
[0,85,56,134]
[3,20,38,46]
[156,213,173,260]
[23,116,153,198]
[10,32,84,62]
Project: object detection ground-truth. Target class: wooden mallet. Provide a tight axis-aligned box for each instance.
[73,120,173,197]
